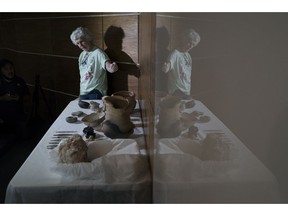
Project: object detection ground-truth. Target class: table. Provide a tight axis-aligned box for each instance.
[153,100,281,203]
[5,99,151,203]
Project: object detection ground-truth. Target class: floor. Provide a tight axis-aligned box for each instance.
[0,120,50,203]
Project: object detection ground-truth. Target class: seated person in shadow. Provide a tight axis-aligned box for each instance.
[104,25,140,96]
[0,59,30,138]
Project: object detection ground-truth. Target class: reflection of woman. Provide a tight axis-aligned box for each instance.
[162,28,200,99]
[104,26,140,95]
[70,27,118,100]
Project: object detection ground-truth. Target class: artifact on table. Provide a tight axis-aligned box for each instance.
[101,96,134,139]
[81,112,105,127]
[58,134,88,163]
[112,91,136,113]
[83,126,96,140]
[90,101,101,112]
[78,100,90,109]
[71,111,84,117]
[65,116,78,123]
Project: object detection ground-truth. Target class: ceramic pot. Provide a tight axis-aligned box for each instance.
[101,96,134,139]
[155,91,167,115]
[112,91,136,113]
[156,95,183,138]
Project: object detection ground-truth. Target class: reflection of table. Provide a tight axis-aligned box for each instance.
[153,100,281,203]
[5,99,151,203]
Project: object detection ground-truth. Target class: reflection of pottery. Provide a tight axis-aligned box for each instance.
[101,96,134,139]
[112,91,136,113]
[201,133,231,161]
[155,91,167,114]
[156,95,183,138]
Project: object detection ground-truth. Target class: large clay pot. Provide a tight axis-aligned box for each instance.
[156,95,183,138]
[112,91,136,113]
[101,96,135,139]
[155,91,168,115]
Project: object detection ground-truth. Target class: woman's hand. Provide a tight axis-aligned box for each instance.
[106,61,118,73]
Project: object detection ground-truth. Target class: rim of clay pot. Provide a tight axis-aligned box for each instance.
[112,91,135,98]
[160,95,181,108]
[103,96,129,109]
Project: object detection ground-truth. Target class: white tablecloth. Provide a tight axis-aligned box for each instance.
[5,99,151,203]
[153,100,281,203]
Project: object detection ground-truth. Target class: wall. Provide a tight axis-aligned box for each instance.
[156,13,288,202]
[0,12,139,121]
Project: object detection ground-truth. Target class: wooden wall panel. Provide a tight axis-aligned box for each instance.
[0,20,17,50]
[15,20,52,53]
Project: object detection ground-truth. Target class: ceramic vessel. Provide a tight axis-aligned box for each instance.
[112,91,136,113]
[156,95,183,138]
[81,112,105,127]
[101,96,134,139]
[65,116,77,123]
[78,100,90,109]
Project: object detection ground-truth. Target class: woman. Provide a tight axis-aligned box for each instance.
[70,27,118,100]
[162,28,201,99]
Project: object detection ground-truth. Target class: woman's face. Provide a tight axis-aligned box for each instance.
[75,37,93,52]
[1,63,15,79]
[183,38,198,52]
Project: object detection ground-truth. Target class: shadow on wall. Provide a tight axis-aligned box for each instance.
[104,25,140,96]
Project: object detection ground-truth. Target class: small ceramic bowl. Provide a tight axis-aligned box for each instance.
[81,112,105,127]
[78,100,90,109]
[184,100,196,109]
[71,111,84,117]
[65,116,78,123]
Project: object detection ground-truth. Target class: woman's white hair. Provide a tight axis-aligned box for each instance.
[182,28,201,46]
[70,27,93,45]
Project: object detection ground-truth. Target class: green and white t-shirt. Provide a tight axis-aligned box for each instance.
[78,47,110,96]
[166,49,192,95]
